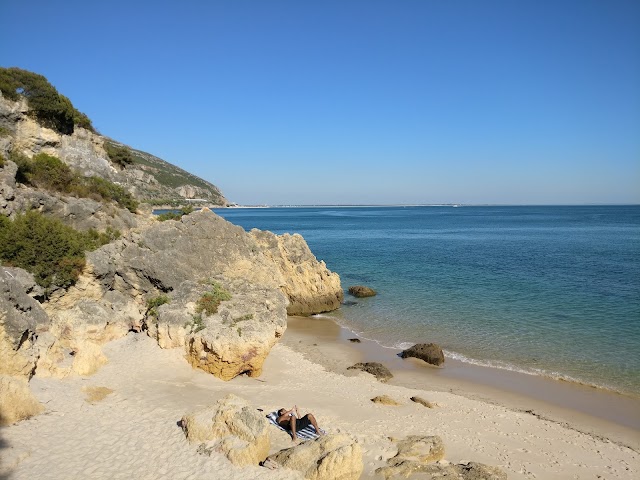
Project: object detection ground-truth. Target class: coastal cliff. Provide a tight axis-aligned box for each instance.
[0,70,343,424]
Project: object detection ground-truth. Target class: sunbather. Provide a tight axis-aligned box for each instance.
[277,405,323,441]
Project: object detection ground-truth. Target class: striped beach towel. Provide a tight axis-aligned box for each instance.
[265,411,325,440]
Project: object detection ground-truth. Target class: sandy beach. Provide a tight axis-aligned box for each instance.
[1,316,638,480]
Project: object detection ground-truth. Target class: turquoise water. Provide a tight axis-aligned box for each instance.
[212,206,640,395]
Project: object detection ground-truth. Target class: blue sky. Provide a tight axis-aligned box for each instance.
[1,0,639,205]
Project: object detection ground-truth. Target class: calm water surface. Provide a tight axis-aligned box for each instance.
[212,206,640,395]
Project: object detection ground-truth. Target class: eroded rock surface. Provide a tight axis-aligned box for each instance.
[266,434,363,480]
[181,394,270,466]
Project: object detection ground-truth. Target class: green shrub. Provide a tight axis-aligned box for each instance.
[0,211,117,294]
[146,295,170,317]
[156,206,194,222]
[196,281,232,316]
[0,67,95,134]
[104,142,133,168]
[12,151,138,212]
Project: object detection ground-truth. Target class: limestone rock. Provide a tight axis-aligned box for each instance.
[371,395,401,406]
[410,396,436,408]
[181,394,270,466]
[0,268,51,378]
[251,229,344,315]
[266,434,363,480]
[400,343,445,366]
[347,285,377,298]
[388,435,445,465]
[347,362,393,382]
[0,375,44,425]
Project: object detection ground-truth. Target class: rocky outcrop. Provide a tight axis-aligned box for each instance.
[389,435,445,465]
[251,230,343,315]
[266,434,363,480]
[0,375,44,425]
[0,268,50,378]
[347,362,393,382]
[347,285,376,298]
[181,394,270,466]
[400,343,445,366]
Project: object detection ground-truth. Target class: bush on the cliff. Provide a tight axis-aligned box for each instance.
[156,206,194,222]
[13,152,138,212]
[0,211,118,294]
[104,141,134,168]
[196,281,232,315]
[146,295,170,318]
[0,67,95,134]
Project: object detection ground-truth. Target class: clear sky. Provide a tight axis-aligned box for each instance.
[1,0,639,205]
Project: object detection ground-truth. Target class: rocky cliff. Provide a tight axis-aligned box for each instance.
[0,77,344,424]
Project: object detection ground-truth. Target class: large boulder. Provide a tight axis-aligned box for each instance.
[388,435,445,465]
[0,375,44,425]
[181,394,270,466]
[347,285,376,298]
[266,434,363,480]
[347,362,393,382]
[399,343,445,366]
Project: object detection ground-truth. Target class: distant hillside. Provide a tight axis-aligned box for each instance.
[0,66,227,207]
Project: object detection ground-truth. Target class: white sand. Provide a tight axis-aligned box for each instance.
[1,332,638,479]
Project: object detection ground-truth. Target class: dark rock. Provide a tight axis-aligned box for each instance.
[348,285,377,298]
[399,343,445,366]
[342,300,358,306]
[348,338,361,343]
[347,362,393,382]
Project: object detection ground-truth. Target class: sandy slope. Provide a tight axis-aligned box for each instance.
[1,333,638,479]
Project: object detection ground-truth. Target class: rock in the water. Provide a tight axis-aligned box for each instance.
[410,396,436,408]
[266,434,363,480]
[399,343,445,366]
[0,375,44,425]
[348,338,361,343]
[181,394,270,466]
[371,395,401,406]
[347,362,393,382]
[347,285,377,298]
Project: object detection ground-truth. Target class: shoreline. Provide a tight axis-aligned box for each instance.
[283,315,640,451]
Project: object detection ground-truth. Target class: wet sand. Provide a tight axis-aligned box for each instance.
[283,315,640,450]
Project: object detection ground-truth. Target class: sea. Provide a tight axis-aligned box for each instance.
[210,205,640,397]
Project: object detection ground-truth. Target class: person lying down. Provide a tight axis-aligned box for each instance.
[271,405,325,441]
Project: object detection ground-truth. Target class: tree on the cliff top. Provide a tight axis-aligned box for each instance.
[0,67,95,135]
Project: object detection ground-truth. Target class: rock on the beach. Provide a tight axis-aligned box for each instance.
[0,375,44,425]
[410,396,436,408]
[390,435,445,465]
[347,362,393,382]
[347,285,377,298]
[266,433,363,480]
[399,343,445,366]
[377,460,507,480]
[181,394,270,466]
[371,395,402,406]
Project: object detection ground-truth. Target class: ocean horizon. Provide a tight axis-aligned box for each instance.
[210,205,640,396]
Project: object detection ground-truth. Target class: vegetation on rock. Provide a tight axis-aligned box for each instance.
[12,151,138,212]
[146,295,170,318]
[196,281,232,315]
[104,141,133,168]
[156,206,194,222]
[0,211,119,294]
[0,153,4,168]
[0,67,95,134]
